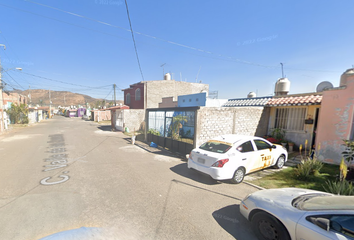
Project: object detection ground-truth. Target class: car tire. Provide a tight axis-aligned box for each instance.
[230,168,245,184]
[274,155,285,169]
[251,212,290,240]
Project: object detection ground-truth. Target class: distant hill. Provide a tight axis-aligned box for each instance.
[12,89,123,107]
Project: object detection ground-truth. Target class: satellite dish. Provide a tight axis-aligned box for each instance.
[316,81,333,92]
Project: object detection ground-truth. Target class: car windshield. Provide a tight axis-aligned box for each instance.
[199,141,232,153]
[292,194,354,211]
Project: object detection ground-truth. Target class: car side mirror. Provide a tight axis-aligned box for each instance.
[271,145,277,149]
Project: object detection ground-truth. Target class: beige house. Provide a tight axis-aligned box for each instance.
[266,94,322,148]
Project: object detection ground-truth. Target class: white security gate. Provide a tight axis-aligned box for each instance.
[116,110,124,131]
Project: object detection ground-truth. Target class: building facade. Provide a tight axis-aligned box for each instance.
[316,68,354,164]
[122,79,209,109]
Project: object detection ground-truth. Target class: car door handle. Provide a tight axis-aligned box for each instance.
[204,154,208,156]
[242,158,247,160]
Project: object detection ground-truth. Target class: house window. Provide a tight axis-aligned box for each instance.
[274,108,306,131]
[126,93,131,104]
[135,88,141,101]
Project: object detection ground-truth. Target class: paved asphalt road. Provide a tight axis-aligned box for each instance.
[0,116,260,240]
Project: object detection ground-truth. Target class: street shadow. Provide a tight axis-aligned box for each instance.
[122,138,184,159]
[97,125,113,132]
[212,204,257,240]
[170,163,221,185]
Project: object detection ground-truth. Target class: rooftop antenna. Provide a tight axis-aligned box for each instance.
[195,66,202,82]
[280,63,284,78]
[160,63,166,78]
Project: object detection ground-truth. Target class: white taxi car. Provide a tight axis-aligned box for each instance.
[240,188,354,240]
[187,135,287,183]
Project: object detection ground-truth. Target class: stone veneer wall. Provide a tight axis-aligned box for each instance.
[195,107,270,147]
[122,109,146,132]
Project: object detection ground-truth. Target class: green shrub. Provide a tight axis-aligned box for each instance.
[147,129,160,136]
[323,180,354,195]
[342,140,354,163]
[294,157,324,180]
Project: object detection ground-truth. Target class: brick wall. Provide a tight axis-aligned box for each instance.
[3,92,27,107]
[94,110,111,122]
[159,97,178,108]
[195,107,269,146]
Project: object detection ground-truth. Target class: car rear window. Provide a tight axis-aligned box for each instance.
[199,140,232,153]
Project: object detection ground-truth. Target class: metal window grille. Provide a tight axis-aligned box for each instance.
[275,108,306,131]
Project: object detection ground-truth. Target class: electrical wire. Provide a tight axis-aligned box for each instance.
[103,88,113,100]
[1,0,342,79]
[6,1,342,72]
[4,71,25,90]
[0,3,131,41]
[13,0,277,69]
[1,79,17,91]
[124,0,144,81]
[19,71,112,89]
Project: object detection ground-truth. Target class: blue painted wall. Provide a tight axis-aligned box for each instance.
[178,92,206,107]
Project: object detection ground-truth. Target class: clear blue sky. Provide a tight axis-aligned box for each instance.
[0,0,353,100]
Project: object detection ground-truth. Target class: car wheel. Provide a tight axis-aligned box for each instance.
[230,168,245,184]
[274,155,285,169]
[251,212,290,240]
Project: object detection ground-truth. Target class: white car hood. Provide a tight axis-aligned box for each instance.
[249,188,326,208]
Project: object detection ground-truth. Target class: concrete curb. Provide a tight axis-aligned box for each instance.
[243,181,265,190]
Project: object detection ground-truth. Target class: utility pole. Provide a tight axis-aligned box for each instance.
[113,84,116,106]
[49,89,51,118]
[28,85,32,106]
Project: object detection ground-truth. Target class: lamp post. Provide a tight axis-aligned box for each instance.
[0,43,23,132]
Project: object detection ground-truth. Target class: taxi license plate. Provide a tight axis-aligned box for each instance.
[198,158,205,164]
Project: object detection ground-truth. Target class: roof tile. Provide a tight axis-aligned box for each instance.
[266,95,322,106]
[223,97,272,107]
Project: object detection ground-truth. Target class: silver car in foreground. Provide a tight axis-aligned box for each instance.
[240,188,354,240]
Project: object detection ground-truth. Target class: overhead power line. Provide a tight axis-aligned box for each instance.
[103,88,113,100]
[4,72,25,90]
[2,1,342,72]
[124,0,144,81]
[19,71,112,89]
[15,0,276,69]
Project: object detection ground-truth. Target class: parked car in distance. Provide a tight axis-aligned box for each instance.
[240,188,354,240]
[187,134,288,183]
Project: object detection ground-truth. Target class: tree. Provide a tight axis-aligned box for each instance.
[6,103,29,124]
[169,114,187,140]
